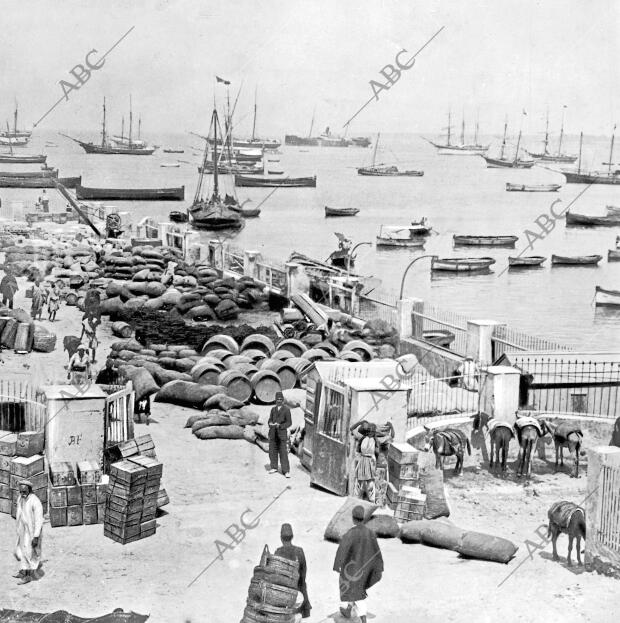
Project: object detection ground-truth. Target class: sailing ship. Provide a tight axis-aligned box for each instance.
[526,108,577,163]
[0,123,45,163]
[189,108,244,231]
[562,130,620,185]
[482,122,535,168]
[357,134,423,176]
[425,112,489,155]
[61,97,156,155]
[0,104,31,145]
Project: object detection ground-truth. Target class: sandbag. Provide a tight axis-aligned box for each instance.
[111,339,142,353]
[185,414,208,428]
[161,288,182,306]
[282,388,306,409]
[194,424,245,440]
[456,531,518,564]
[151,367,193,386]
[400,518,465,550]
[100,296,124,316]
[185,304,215,321]
[119,366,159,401]
[174,357,196,372]
[365,515,400,538]
[1,318,18,348]
[228,406,260,426]
[116,349,138,361]
[143,297,164,310]
[324,497,378,543]
[203,393,245,411]
[154,380,225,409]
[191,412,232,433]
[146,282,166,298]
[243,426,257,444]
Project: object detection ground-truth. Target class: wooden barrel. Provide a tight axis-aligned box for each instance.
[202,334,239,355]
[242,604,295,623]
[14,322,31,353]
[218,370,252,403]
[286,357,312,376]
[260,359,297,390]
[276,338,307,357]
[271,350,294,361]
[225,354,253,369]
[316,341,339,357]
[111,321,133,339]
[190,362,222,385]
[251,370,282,404]
[240,348,268,364]
[338,350,363,362]
[248,579,297,608]
[64,292,78,306]
[240,334,276,356]
[194,356,226,370]
[236,363,259,377]
[341,340,374,361]
[302,348,331,362]
[207,348,235,362]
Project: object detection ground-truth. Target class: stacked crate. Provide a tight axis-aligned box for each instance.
[393,485,426,522]
[9,455,48,517]
[0,432,16,515]
[386,442,420,511]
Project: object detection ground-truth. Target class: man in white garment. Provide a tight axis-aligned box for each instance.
[14,480,44,584]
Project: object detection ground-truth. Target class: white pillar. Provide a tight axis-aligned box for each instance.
[479,365,521,423]
[466,319,505,364]
[397,297,417,339]
[285,262,309,298]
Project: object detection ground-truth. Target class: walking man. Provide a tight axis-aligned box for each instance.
[14,480,44,584]
[268,392,292,478]
[333,506,384,623]
[274,523,311,618]
[0,269,18,309]
[30,279,45,321]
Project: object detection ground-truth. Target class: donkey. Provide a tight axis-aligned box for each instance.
[547,501,586,566]
[63,335,82,360]
[424,427,471,475]
[514,416,550,478]
[488,421,514,474]
[547,420,584,478]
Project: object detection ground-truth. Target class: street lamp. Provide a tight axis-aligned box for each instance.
[399,254,437,300]
[346,241,372,276]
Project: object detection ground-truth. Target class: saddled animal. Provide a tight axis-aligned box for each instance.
[547,501,586,566]
[63,335,81,360]
[424,426,471,475]
[514,416,551,477]
[547,420,584,478]
[488,420,514,474]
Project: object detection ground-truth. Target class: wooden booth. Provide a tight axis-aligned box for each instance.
[303,361,411,496]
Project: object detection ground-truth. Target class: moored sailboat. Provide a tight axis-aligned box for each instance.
[482,122,535,168]
[526,107,577,163]
[425,111,489,155]
[357,133,423,176]
[563,129,620,185]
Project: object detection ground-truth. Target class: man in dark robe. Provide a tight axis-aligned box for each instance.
[274,523,311,618]
[268,392,292,477]
[95,359,119,385]
[610,416,620,447]
[333,506,384,622]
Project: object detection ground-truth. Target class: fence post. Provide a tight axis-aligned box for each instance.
[479,365,521,423]
[466,320,505,364]
[397,297,416,340]
[243,250,260,279]
[285,262,310,298]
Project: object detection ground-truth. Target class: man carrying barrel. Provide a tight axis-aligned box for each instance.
[268,392,292,478]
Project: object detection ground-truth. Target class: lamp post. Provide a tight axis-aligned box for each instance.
[399,254,437,300]
[346,241,372,276]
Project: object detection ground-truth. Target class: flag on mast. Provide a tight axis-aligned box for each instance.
[216,76,231,85]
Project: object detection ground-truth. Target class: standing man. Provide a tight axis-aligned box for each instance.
[333,506,384,623]
[95,358,119,385]
[41,190,49,213]
[268,391,292,478]
[0,269,18,309]
[30,279,45,321]
[274,523,311,618]
[14,480,44,585]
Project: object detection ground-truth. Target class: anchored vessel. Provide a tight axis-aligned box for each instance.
[357,133,423,176]
[425,111,489,155]
[526,107,577,163]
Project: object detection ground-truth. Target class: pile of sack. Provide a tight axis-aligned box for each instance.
[0,308,56,353]
[102,245,183,281]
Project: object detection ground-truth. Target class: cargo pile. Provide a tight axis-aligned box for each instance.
[0,309,57,353]
[0,430,47,517]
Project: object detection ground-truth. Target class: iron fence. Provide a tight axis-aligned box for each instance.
[0,380,47,432]
[411,302,469,355]
[358,289,399,329]
[492,325,571,359]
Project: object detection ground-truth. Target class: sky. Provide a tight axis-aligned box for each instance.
[0,0,618,138]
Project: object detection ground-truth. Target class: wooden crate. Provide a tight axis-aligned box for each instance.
[0,483,10,500]
[104,522,140,539]
[0,455,11,471]
[50,507,67,528]
[107,495,144,515]
[96,482,108,504]
[107,481,145,500]
[10,455,44,478]
[388,473,417,491]
[156,488,169,509]
[0,469,9,485]
[109,460,147,487]
[97,502,106,524]
[135,435,156,458]
[81,484,97,506]
[49,486,68,508]
[67,505,83,526]
[16,431,45,457]
[77,460,101,485]
[386,482,399,507]
[66,485,82,506]
[0,433,17,456]
[49,462,76,487]
[388,459,419,481]
[144,481,161,496]
[83,504,98,525]
[10,471,47,491]
[388,442,418,465]
[394,486,426,522]
[128,455,162,478]
[0,497,11,514]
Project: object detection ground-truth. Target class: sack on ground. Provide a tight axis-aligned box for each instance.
[203,393,245,411]
[400,518,464,549]
[365,514,400,538]
[228,406,260,426]
[455,531,518,564]
[154,380,225,409]
[194,424,245,440]
[324,497,378,543]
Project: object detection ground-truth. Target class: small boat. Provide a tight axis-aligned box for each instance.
[228,204,261,218]
[267,169,284,175]
[551,254,602,266]
[0,175,80,188]
[0,153,47,164]
[0,169,58,178]
[506,183,561,192]
[358,134,423,176]
[606,205,620,216]
[234,175,316,188]
[422,329,456,348]
[169,211,188,223]
[163,148,184,153]
[565,211,620,227]
[160,162,181,168]
[410,219,432,235]
[608,249,620,261]
[376,225,426,248]
[453,235,518,247]
[508,256,546,267]
[325,206,359,217]
[595,286,620,307]
[76,184,184,201]
[431,257,496,272]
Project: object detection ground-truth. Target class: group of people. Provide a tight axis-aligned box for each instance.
[0,270,61,322]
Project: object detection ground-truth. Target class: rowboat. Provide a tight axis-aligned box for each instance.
[376,225,426,248]
[76,184,184,201]
[422,329,456,348]
[595,286,620,307]
[325,206,359,217]
[163,149,184,153]
[0,175,81,189]
[608,249,620,261]
[267,168,284,175]
[228,204,261,218]
[551,254,602,266]
[565,211,620,227]
[409,219,432,235]
[453,235,518,247]
[508,256,547,267]
[0,169,58,178]
[607,205,620,216]
[0,153,47,164]
[160,162,180,168]
[506,183,561,192]
[431,257,496,272]
[234,175,316,188]
[169,211,188,223]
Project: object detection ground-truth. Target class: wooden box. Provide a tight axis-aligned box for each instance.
[0,432,17,456]
[97,502,106,524]
[157,488,170,509]
[104,522,140,540]
[388,442,418,465]
[83,504,98,525]
[394,486,426,522]
[0,483,10,499]
[10,455,44,478]
[128,455,163,478]
[77,460,101,485]
[109,460,147,487]
[10,471,47,492]
[135,435,156,458]
[388,471,417,491]
[386,482,399,506]
[67,504,83,526]
[50,506,68,528]
[50,486,68,508]
[66,484,82,506]
[0,497,11,514]
[0,455,11,471]
[144,481,161,496]
[388,459,419,481]
[16,431,45,457]
[50,462,76,487]
[140,519,156,538]
[0,469,9,485]
[108,481,145,500]
[81,484,97,505]
[34,487,48,507]
[96,482,109,504]
[108,494,144,514]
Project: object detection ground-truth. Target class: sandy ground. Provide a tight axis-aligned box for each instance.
[1,281,619,622]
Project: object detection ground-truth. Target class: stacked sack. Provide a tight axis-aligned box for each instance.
[102,245,183,281]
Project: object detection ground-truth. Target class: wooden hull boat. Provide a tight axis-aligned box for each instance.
[228,205,261,217]
[376,225,426,248]
[284,135,319,147]
[422,329,456,348]
[0,153,47,163]
[163,149,184,153]
[325,206,359,217]
[595,286,620,307]
[76,184,184,201]
[506,183,561,192]
[526,151,577,163]
[0,169,58,178]
[376,237,425,248]
[160,163,180,168]
[430,142,489,155]
[357,166,423,176]
[431,257,496,272]
[563,171,620,185]
[169,211,188,223]
[454,235,518,247]
[64,136,155,155]
[0,175,80,188]
[565,212,620,226]
[199,161,262,175]
[483,156,535,168]
[508,256,546,267]
[551,254,602,266]
[234,175,316,188]
[608,249,620,261]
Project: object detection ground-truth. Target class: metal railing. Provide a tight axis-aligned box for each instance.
[0,380,47,432]
[411,302,469,355]
[492,325,571,359]
[358,289,399,329]
[597,464,620,553]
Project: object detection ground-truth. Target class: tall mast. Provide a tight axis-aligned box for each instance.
[474,111,480,145]
[308,106,316,138]
[514,130,522,164]
[447,110,452,146]
[577,131,583,174]
[251,87,257,141]
[128,95,133,148]
[500,119,508,160]
[558,105,566,155]
[13,105,18,135]
[543,109,549,154]
[371,133,380,167]
[460,114,465,145]
[608,125,616,177]
[213,108,219,198]
[138,116,141,140]
[101,98,107,147]
[121,117,125,142]
[225,88,234,163]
